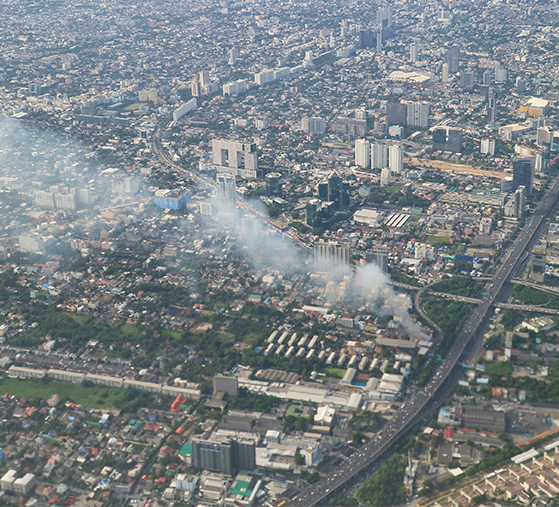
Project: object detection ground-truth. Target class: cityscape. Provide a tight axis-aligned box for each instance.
[2,0,559,507]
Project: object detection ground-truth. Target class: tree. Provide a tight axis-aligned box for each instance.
[294,450,305,466]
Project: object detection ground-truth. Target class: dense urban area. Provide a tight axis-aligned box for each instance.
[3,0,559,506]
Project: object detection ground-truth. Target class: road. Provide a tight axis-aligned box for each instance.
[284,177,559,507]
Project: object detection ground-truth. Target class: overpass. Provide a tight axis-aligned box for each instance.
[284,176,559,507]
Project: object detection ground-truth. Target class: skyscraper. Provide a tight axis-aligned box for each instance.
[380,167,392,186]
[495,67,507,84]
[481,138,496,156]
[442,63,449,83]
[212,139,259,179]
[265,172,283,198]
[514,185,526,218]
[228,47,237,65]
[355,139,371,168]
[460,71,475,88]
[389,144,404,174]
[371,142,388,169]
[313,244,350,274]
[306,199,322,228]
[406,101,429,128]
[410,43,418,63]
[446,46,460,73]
[487,88,497,126]
[512,158,534,195]
[216,174,237,213]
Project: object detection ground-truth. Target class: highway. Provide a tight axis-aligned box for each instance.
[285,176,559,507]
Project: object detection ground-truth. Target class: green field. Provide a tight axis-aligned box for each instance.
[325,367,346,378]
[0,378,130,409]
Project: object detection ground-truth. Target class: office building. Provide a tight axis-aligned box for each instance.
[318,171,350,210]
[446,128,462,153]
[512,158,534,195]
[306,199,323,228]
[487,88,497,126]
[409,43,418,63]
[216,174,237,214]
[386,103,407,126]
[380,167,391,186]
[355,139,371,168]
[446,46,460,73]
[389,144,404,174]
[359,30,374,49]
[432,128,447,151]
[516,77,526,93]
[301,117,326,134]
[480,138,496,156]
[406,101,429,128]
[313,244,350,274]
[442,63,449,83]
[212,139,259,179]
[371,142,388,169]
[265,172,283,198]
[482,70,492,85]
[460,71,475,88]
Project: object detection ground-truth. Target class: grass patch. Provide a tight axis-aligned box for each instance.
[218,332,235,342]
[384,186,401,194]
[427,231,452,244]
[124,103,142,111]
[0,378,129,409]
[325,367,346,379]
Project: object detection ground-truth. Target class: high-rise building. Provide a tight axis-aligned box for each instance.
[406,101,429,128]
[442,63,449,83]
[446,128,462,153]
[318,182,329,201]
[380,167,392,186]
[301,117,326,134]
[199,71,210,87]
[306,199,323,228]
[216,174,237,213]
[536,126,554,148]
[480,138,496,156]
[376,7,393,28]
[313,244,350,274]
[316,172,350,210]
[512,158,534,195]
[487,88,497,126]
[495,67,507,83]
[192,436,257,476]
[371,142,388,169]
[265,172,283,198]
[359,30,374,49]
[229,47,237,65]
[514,185,526,218]
[376,31,383,52]
[460,71,475,88]
[410,43,418,63]
[367,247,389,272]
[355,139,371,168]
[432,128,447,152]
[212,139,259,179]
[446,46,460,73]
[389,144,404,174]
[386,103,407,126]
[516,77,526,93]
[482,70,492,85]
[213,374,238,397]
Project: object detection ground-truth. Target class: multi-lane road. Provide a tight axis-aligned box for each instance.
[285,177,559,507]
